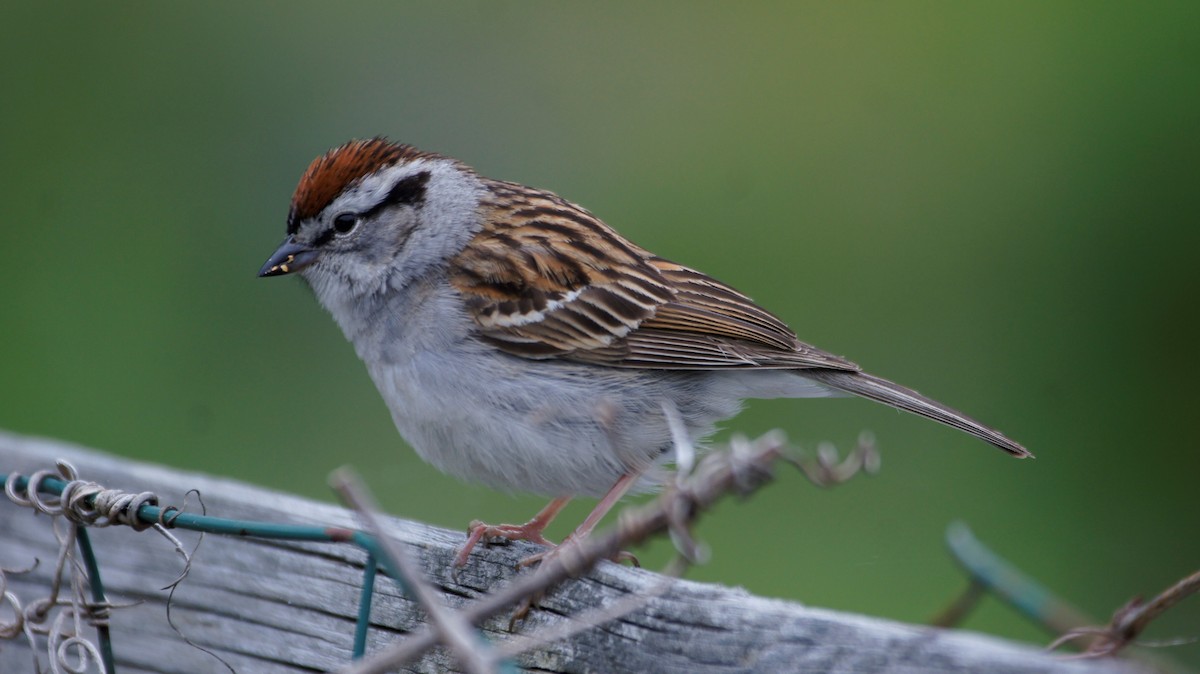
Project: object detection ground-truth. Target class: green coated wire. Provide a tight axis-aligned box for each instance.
[945,520,1095,634]
[8,472,364,542]
[75,527,116,674]
[354,551,378,659]
[4,471,518,671]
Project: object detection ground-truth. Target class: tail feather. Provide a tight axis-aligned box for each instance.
[803,370,1031,458]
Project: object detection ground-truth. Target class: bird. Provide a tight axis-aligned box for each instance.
[259,137,1029,565]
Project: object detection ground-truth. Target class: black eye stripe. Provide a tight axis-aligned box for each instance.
[312,228,335,248]
[388,171,431,206]
[311,171,432,246]
[363,171,431,219]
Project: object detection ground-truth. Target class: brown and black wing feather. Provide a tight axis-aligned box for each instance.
[451,181,857,370]
[449,180,1029,457]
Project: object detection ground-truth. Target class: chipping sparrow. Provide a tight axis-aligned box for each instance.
[260,138,1029,562]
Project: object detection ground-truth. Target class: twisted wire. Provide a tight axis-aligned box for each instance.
[6,460,160,531]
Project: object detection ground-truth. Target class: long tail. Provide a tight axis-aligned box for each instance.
[802,370,1031,458]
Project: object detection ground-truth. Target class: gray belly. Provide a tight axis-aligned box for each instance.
[368,350,746,497]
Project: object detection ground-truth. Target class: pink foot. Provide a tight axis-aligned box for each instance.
[453,496,571,568]
[454,519,558,568]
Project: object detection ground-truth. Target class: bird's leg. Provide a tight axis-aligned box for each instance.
[454,496,571,568]
[519,473,641,568]
[570,472,638,542]
[505,474,642,626]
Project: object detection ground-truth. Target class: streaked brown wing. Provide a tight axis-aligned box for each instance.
[449,180,859,371]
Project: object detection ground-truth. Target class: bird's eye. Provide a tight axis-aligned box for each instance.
[333,213,359,235]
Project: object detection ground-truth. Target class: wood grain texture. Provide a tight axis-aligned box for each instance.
[0,431,1146,674]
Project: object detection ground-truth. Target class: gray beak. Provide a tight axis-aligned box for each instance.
[259,236,319,277]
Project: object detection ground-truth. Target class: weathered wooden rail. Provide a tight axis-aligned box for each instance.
[1,431,1150,673]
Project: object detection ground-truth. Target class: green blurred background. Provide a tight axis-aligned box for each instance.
[2,2,1197,664]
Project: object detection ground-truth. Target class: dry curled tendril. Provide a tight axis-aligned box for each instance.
[3,460,196,674]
